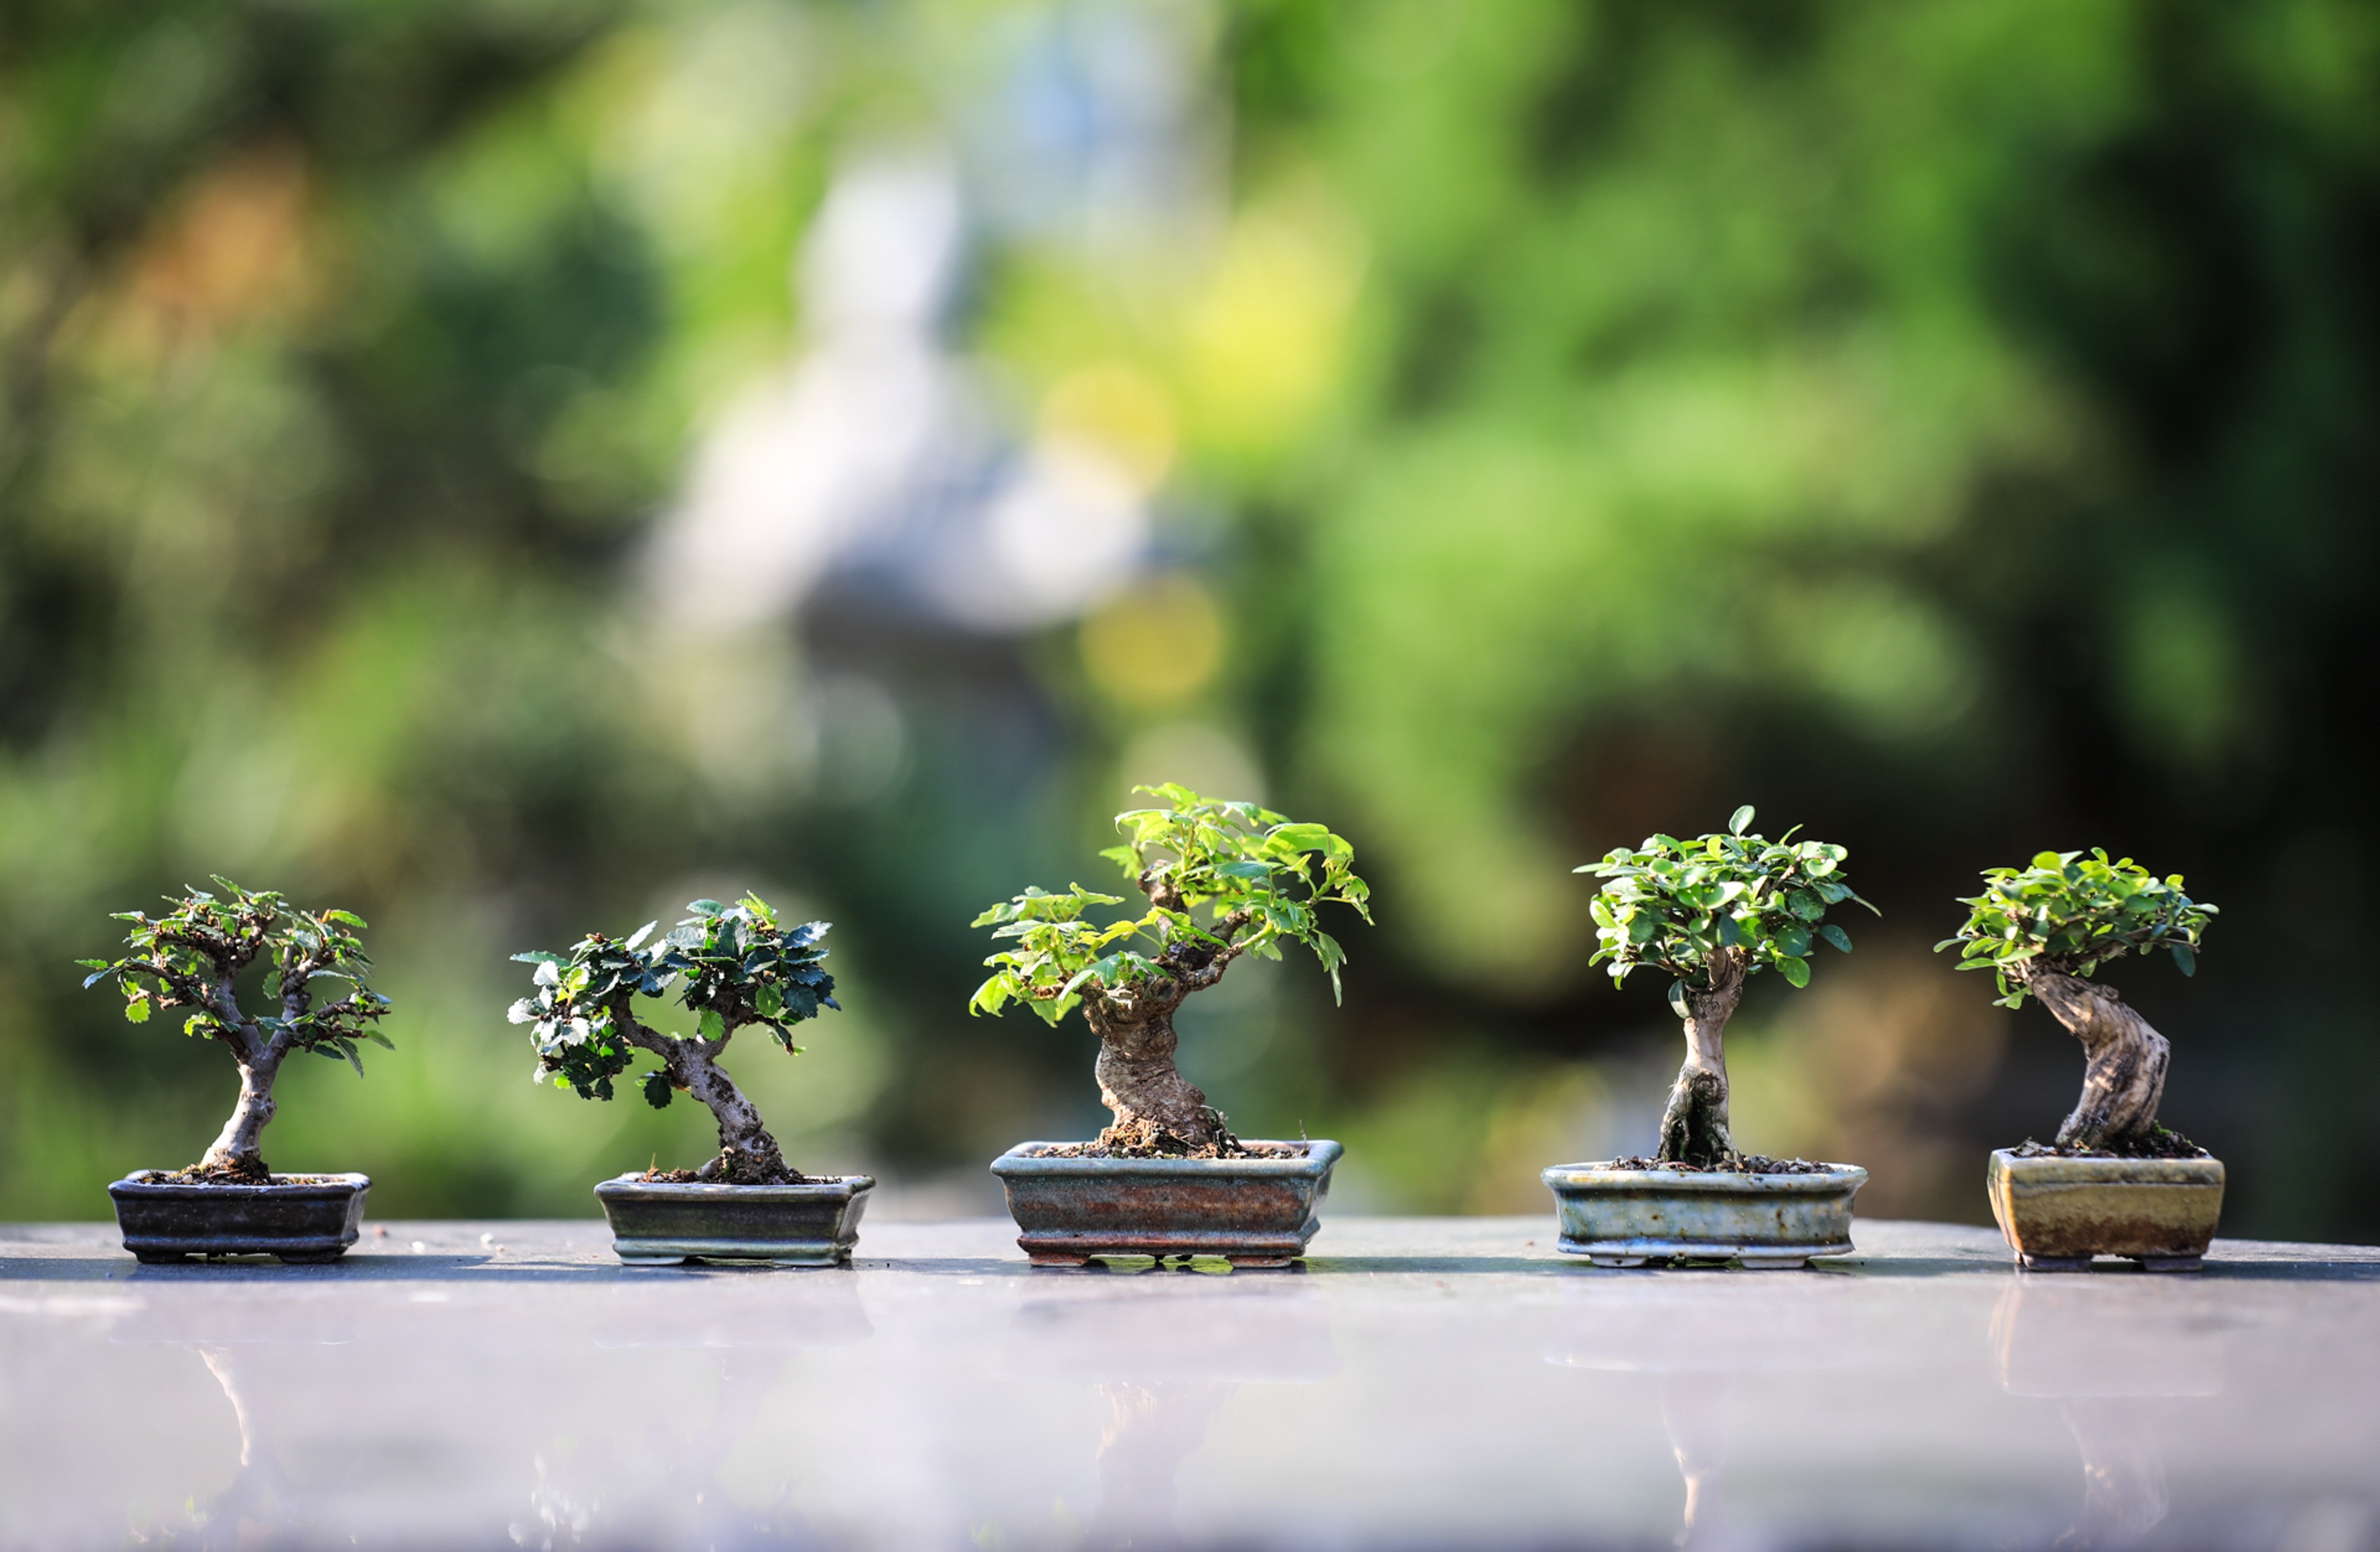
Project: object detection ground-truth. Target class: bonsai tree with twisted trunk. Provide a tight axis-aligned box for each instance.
[80,879,393,1181]
[970,784,1371,1157]
[512,895,837,1184]
[1579,808,1876,1168]
[1939,850,2216,1154]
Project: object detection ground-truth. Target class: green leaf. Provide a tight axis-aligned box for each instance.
[1728,805,1755,836]
[697,1008,726,1041]
[1818,923,1853,954]
[2171,943,2196,976]
[1778,955,1811,989]
[641,1070,674,1108]
[125,993,151,1024]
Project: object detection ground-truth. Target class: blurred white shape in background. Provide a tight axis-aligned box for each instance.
[647,143,1153,639]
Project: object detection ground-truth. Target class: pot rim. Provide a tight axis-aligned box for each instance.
[593,1172,875,1197]
[1541,1161,1868,1193]
[110,1171,370,1197]
[991,1139,1344,1177]
[1987,1147,2224,1179]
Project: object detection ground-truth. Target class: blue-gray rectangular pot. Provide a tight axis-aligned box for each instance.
[109,1172,370,1264]
[593,1174,874,1266]
[990,1139,1342,1267]
[1541,1161,1867,1269]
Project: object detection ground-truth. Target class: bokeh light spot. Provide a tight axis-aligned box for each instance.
[1081,572,1224,708]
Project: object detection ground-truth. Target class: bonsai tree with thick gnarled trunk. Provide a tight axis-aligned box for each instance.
[1939,850,2216,1154]
[970,784,1371,1157]
[1580,808,1875,1169]
[80,880,393,1181]
[512,896,838,1184]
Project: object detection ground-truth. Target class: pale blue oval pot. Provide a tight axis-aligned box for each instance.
[109,1171,370,1264]
[593,1174,874,1266]
[1541,1161,1868,1269]
[990,1139,1342,1268]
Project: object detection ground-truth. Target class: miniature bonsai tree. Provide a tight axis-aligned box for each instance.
[1578,807,1875,1168]
[79,879,393,1181]
[1939,849,2217,1154]
[511,895,838,1183]
[969,784,1372,1156]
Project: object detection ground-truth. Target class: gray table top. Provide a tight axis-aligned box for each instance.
[5,1216,2378,1550]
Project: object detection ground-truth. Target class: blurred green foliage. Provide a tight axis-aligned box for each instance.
[2,0,2374,1234]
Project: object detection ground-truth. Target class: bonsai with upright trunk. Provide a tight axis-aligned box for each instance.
[970,784,1371,1156]
[1579,808,1875,1168]
[1940,850,2216,1154]
[511,896,838,1184]
[81,879,393,1181]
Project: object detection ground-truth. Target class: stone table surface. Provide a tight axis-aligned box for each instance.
[4,1216,2379,1552]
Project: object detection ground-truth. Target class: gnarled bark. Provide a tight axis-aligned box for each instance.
[2025,968,2169,1150]
[1077,869,1244,1154]
[1655,950,1746,1169]
[196,1050,282,1181]
[615,1001,803,1183]
[1086,994,1228,1153]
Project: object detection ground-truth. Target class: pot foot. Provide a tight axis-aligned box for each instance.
[277,1250,346,1265]
[2019,1254,2094,1273]
[1226,1254,1295,1270]
[129,1250,188,1266]
[1738,1256,1809,1270]
[1587,1254,1649,1268]
[1027,1251,1092,1268]
[615,1252,690,1266]
[2132,1254,2205,1273]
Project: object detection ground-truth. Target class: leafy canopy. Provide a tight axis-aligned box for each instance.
[510,895,837,1108]
[78,878,393,1074]
[969,783,1372,1026]
[1937,850,2217,1008]
[1577,807,1875,1000]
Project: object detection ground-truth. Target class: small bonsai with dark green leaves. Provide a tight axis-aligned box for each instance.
[1579,807,1875,1169]
[970,784,1372,1157]
[1939,850,2216,1155]
[512,896,838,1184]
[79,879,393,1181]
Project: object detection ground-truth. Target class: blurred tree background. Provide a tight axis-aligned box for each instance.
[2,0,2373,1235]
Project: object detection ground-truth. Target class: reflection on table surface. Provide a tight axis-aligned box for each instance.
[3,1216,2378,1550]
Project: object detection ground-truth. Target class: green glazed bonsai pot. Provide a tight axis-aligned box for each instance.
[990,1139,1341,1268]
[1541,1162,1867,1269]
[593,1174,874,1266]
[109,1171,370,1264]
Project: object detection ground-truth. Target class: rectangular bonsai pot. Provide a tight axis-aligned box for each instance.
[1986,1147,2224,1272]
[1540,1162,1868,1269]
[593,1174,875,1266]
[109,1171,370,1264]
[989,1139,1342,1267]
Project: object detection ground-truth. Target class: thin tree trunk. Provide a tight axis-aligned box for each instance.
[198,1054,282,1181]
[1086,1001,1230,1154]
[677,1040,804,1184]
[1655,951,1745,1169]
[2027,969,2169,1150]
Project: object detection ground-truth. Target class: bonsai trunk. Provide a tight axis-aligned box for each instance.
[2027,969,2169,1150]
[197,1051,282,1181]
[676,1039,803,1185]
[1655,951,1745,1169]
[1085,997,1229,1154]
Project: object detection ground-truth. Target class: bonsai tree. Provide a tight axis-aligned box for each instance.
[969,784,1372,1156]
[511,895,838,1183]
[1939,849,2216,1153]
[79,879,393,1181]
[1578,807,1875,1168]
